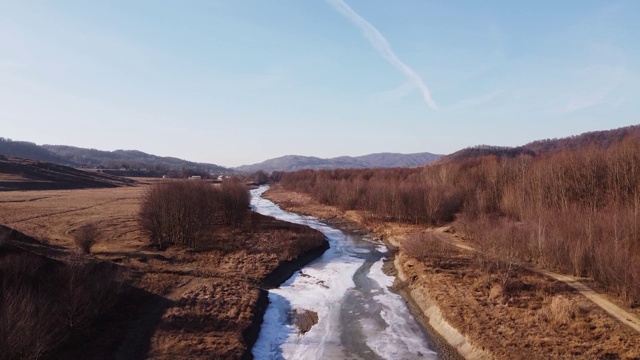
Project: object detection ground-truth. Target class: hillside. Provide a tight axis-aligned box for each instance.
[0,138,232,175]
[235,152,442,173]
[0,155,135,191]
[43,145,233,175]
[443,125,640,162]
[0,138,70,165]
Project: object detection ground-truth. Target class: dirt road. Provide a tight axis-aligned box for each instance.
[433,226,640,335]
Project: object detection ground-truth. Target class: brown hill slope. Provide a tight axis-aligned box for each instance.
[0,155,135,191]
[443,124,640,162]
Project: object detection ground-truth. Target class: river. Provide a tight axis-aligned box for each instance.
[250,186,439,360]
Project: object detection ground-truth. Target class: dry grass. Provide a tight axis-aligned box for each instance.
[0,186,147,249]
[539,295,578,327]
[399,251,640,359]
[290,309,319,334]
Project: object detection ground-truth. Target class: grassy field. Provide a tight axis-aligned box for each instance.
[0,186,147,248]
[0,180,327,359]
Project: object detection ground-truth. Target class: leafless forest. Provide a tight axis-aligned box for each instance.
[280,131,640,304]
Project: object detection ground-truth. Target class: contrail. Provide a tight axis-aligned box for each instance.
[327,0,438,110]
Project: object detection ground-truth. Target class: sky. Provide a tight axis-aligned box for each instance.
[1,1,639,167]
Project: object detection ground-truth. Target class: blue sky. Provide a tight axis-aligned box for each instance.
[1,1,638,167]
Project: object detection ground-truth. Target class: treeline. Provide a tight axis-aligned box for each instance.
[279,132,640,304]
[281,167,463,225]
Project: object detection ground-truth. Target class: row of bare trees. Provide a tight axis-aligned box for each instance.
[279,133,640,304]
[281,168,463,225]
[138,179,250,249]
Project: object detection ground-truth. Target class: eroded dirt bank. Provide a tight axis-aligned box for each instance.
[264,184,640,360]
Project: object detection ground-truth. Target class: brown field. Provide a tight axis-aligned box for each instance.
[264,184,640,360]
[0,181,327,359]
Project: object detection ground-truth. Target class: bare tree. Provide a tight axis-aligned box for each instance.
[138,181,218,249]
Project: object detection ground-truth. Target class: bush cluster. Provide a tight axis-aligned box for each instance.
[138,179,250,249]
[73,223,99,254]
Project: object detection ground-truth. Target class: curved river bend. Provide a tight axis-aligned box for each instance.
[251,187,439,360]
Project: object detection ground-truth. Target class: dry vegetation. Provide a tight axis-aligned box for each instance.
[280,131,640,306]
[0,179,327,359]
[137,179,251,249]
[290,309,319,334]
[266,138,640,359]
[396,246,640,359]
[0,231,124,360]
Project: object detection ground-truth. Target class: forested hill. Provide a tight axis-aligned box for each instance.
[0,138,232,174]
[443,125,640,162]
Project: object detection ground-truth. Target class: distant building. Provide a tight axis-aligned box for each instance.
[188,175,202,180]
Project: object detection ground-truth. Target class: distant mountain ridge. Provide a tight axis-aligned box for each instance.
[0,138,232,174]
[234,152,443,173]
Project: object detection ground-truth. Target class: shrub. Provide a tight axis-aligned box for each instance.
[401,231,452,265]
[539,295,577,327]
[73,223,99,254]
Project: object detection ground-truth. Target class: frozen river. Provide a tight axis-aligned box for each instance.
[251,186,439,360]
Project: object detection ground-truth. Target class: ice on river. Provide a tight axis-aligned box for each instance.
[250,187,438,360]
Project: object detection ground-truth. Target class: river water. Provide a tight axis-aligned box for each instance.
[251,186,439,360]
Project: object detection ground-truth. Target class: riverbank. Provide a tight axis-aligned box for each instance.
[264,184,640,359]
[244,235,330,359]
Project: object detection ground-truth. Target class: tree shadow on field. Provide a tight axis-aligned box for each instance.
[0,224,70,260]
[113,287,175,360]
[96,250,174,264]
